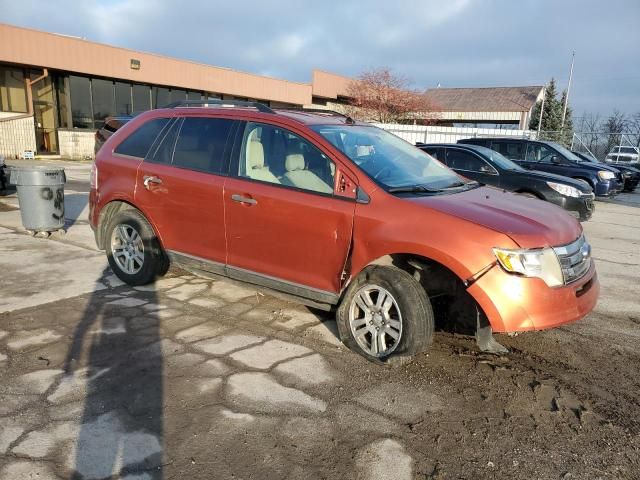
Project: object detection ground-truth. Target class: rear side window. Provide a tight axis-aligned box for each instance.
[446,149,488,172]
[421,147,444,162]
[494,141,526,161]
[114,118,170,158]
[172,117,235,174]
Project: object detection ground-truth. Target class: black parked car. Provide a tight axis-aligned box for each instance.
[418,143,595,221]
[572,151,639,192]
[95,115,132,154]
[458,137,622,197]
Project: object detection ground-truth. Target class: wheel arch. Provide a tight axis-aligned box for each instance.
[348,252,497,333]
[96,200,164,251]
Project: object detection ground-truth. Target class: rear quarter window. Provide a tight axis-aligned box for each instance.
[114,118,170,158]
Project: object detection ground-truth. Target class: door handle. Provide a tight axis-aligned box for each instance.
[143,175,162,190]
[231,194,257,205]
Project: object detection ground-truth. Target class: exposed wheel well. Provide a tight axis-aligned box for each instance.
[95,200,137,250]
[363,254,480,334]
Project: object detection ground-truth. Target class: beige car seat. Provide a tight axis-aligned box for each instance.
[282,154,333,193]
[245,131,280,184]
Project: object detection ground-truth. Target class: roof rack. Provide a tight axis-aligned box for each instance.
[163,99,274,114]
[276,107,355,124]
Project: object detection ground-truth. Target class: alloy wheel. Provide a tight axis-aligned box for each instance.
[110,223,144,275]
[348,284,403,357]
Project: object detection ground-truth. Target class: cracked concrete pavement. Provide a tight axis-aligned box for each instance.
[1,161,639,479]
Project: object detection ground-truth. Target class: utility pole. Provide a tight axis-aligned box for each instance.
[561,51,575,129]
[537,86,546,137]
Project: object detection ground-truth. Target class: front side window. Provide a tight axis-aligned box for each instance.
[238,122,335,194]
[526,143,556,163]
[446,149,494,173]
[171,117,235,174]
[312,125,461,190]
[114,118,170,158]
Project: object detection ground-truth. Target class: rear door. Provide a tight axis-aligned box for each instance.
[134,115,237,267]
[223,121,356,297]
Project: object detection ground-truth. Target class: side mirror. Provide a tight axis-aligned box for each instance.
[479,165,492,173]
[551,155,561,164]
[336,170,358,200]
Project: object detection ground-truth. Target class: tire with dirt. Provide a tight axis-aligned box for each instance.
[105,209,167,286]
[336,265,434,364]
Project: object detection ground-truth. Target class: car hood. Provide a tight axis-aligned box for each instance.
[524,169,593,192]
[573,161,620,174]
[408,186,582,249]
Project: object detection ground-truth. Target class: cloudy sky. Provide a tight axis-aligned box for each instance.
[3,0,639,116]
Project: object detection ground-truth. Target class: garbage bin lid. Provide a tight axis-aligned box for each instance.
[9,166,66,186]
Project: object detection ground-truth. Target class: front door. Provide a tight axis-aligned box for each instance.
[31,75,58,154]
[224,121,355,296]
[135,115,236,267]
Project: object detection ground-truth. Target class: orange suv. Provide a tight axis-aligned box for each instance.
[89,101,599,363]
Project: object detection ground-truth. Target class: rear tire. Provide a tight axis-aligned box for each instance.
[336,265,434,364]
[105,209,166,286]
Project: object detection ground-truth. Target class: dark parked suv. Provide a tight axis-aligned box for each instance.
[458,138,622,197]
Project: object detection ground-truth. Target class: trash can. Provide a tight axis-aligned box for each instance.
[10,166,66,232]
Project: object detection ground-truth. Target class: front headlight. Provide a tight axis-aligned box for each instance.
[598,170,615,180]
[546,181,581,198]
[493,247,563,287]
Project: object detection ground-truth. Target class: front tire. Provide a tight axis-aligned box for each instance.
[105,209,166,286]
[336,265,434,364]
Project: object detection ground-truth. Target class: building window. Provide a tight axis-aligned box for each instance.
[133,84,150,112]
[187,91,202,101]
[55,76,70,128]
[152,87,170,108]
[69,75,93,129]
[115,81,132,115]
[91,78,114,129]
[169,89,186,103]
[0,65,28,113]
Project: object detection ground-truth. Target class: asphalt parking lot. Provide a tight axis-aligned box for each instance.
[0,160,639,479]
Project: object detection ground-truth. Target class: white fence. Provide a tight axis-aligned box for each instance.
[374,123,532,145]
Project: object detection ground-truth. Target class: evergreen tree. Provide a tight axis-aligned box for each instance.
[559,90,574,147]
[528,78,563,137]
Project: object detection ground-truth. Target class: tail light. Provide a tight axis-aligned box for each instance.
[90,162,98,189]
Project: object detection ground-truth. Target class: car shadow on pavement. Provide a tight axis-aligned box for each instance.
[63,192,89,229]
[64,268,164,479]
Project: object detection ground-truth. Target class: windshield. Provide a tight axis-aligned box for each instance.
[311,125,464,190]
[620,147,638,154]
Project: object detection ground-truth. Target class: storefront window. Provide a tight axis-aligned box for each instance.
[0,65,28,113]
[114,81,132,115]
[170,89,186,103]
[187,91,202,101]
[69,75,93,129]
[132,84,150,112]
[92,78,114,128]
[152,87,170,108]
[55,76,70,128]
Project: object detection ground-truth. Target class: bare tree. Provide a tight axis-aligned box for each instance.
[625,112,640,147]
[603,110,627,152]
[345,68,439,124]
